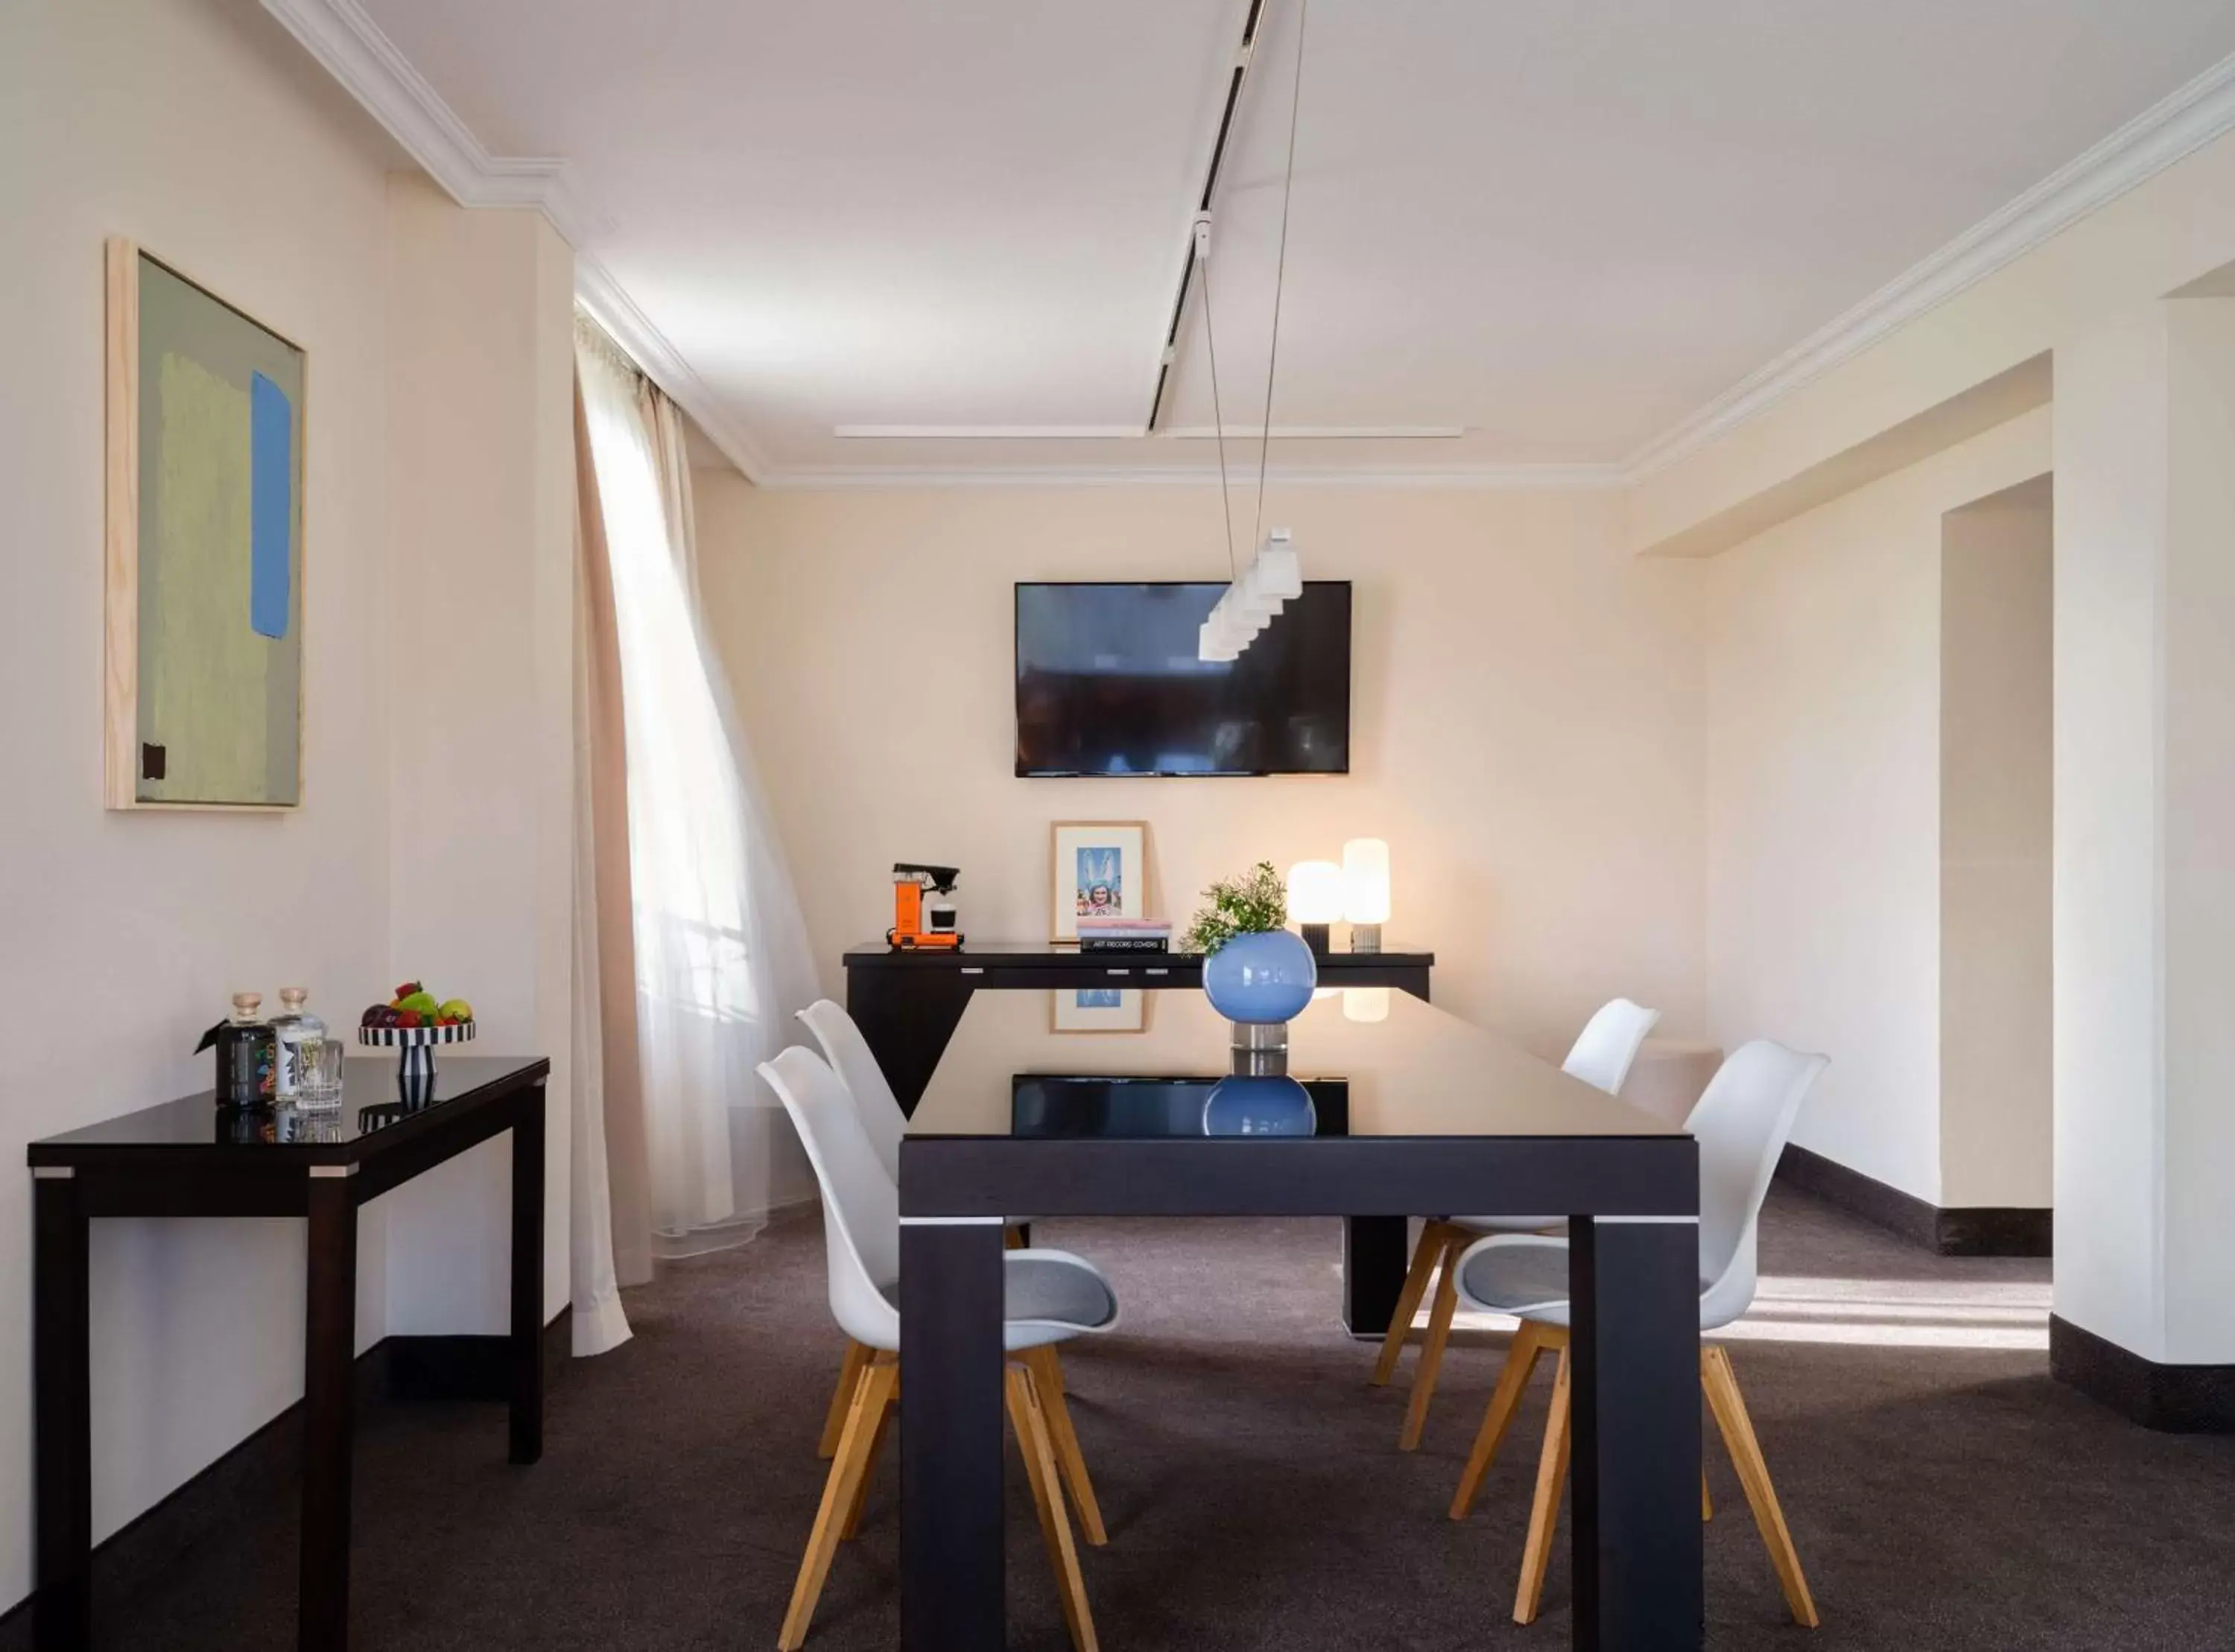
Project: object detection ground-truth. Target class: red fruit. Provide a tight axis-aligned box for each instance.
[393,980,423,1000]
[361,1005,385,1028]
[395,1008,423,1029]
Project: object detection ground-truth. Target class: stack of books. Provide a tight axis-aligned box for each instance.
[1077,918,1173,953]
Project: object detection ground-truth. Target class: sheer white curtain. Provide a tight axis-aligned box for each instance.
[574,316,820,1257]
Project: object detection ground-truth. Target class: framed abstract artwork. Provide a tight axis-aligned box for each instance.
[1049,820,1148,941]
[1050,986,1146,1034]
[105,239,305,810]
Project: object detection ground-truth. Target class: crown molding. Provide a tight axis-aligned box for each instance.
[755,463,1623,491]
[1622,48,2235,482]
[256,0,773,476]
[264,4,2235,495]
[574,257,774,483]
[830,424,1470,440]
[259,0,595,245]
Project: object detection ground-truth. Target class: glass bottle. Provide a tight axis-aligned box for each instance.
[273,987,329,1105]
[216,992,276,1106]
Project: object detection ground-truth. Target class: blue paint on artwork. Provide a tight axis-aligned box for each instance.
[248,372,292,640]
[1075,989,1123,1010]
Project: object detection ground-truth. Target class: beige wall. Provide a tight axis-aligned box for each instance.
[382,177,578,1334]
[0,0,576,1607]
[1704,408,2050,1204]
[697,481,1708,1060]
[0,0,399,1592]
[1939,483,2052,1209]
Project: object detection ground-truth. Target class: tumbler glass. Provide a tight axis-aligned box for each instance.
[294,1035,347,1111]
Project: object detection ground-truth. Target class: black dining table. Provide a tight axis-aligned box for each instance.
[897,988,1703,1651]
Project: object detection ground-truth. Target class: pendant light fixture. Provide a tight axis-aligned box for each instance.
[1197,0,1311,665]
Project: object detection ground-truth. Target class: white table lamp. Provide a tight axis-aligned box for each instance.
[1287,860,1345,956]
[1342,838,1390,953]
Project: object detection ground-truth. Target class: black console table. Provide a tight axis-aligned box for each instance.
[842,941,1433,1115]
[25,1055,551,1652]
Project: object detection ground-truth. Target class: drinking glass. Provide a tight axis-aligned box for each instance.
[294,1036,347,1111]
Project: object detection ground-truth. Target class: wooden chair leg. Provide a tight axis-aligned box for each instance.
[1399,1230,1466,1450]
[1701,1345,1818,1628]
[817,1339,871,1460]
[1449,1320,1553,1519]
[840,1359,899,1541]
[781,1361,898,1651]
[1512,1342,1572,1626]
[1004,1224,1027,1251]
[1024,1347,1106,1545]
[1702,1467,1714,1522]
[1007,1363,1100,1652]
[1370,1220,1449,1386]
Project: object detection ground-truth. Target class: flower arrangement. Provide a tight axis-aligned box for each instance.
[1182,861,1288,955]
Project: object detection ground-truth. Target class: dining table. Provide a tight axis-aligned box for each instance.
[898,986,1704,1651]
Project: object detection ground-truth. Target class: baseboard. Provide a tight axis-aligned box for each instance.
[387,1313,572,1401]
[1774,1143,2052,1257]
[0,1309,571,1630]
[2051,1315,2235,1432]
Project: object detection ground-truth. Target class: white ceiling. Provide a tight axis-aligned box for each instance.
[355,0,2235,480]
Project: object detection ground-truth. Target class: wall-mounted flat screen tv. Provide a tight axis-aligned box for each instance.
[1015,581,1351,777]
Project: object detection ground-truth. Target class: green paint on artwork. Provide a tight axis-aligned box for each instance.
[134,256,303,804]
[148,353,265,799]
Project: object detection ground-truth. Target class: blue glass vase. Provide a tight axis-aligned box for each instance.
[1201,929,1317,1025]
[1201,1075,1318,1137]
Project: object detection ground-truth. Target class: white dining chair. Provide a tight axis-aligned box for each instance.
[796,1000,1034,1461]
[1374,997,1662,1449]
[759,1045,1120,1652]
[1444,1038,1828,1628]
[798,1000,904,1184]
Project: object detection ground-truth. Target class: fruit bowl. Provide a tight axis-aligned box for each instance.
[358,1019,475,1084]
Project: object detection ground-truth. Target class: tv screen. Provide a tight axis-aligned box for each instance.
[1015,581,1351,777]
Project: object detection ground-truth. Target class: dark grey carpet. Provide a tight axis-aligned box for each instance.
[12,1189,2235,1650]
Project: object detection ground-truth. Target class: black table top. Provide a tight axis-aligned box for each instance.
[844,940,1432,966]
[26,1055,551,1169]
[909,990,1678,1142]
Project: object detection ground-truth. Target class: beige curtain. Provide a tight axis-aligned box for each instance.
[569,473,632,1353]
[576,377,656,1289]
[644,387,703,606]
[577,313,822,1257]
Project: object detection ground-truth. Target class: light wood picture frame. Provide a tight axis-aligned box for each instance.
[1049,820,1149,942]
[1050,987,1147,1034]
[105,237,307,810]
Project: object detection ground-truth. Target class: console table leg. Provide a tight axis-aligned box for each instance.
[300,1175,358,1652]
[33,1172,90,1652]
[509,1086,547,1465]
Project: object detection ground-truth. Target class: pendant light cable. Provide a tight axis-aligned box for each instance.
[1198,227,1240,578]
[1252,0,1309,556]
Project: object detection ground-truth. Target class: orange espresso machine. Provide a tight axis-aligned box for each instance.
[888,863,963,950]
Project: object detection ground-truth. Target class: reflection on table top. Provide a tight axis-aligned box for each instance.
[908,989,1684,1141]
[27,1055,550,1161]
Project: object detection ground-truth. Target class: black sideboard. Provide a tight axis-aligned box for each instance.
[841,941,1434,1113]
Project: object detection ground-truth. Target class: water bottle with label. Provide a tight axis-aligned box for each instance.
[273,988,330,1105]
